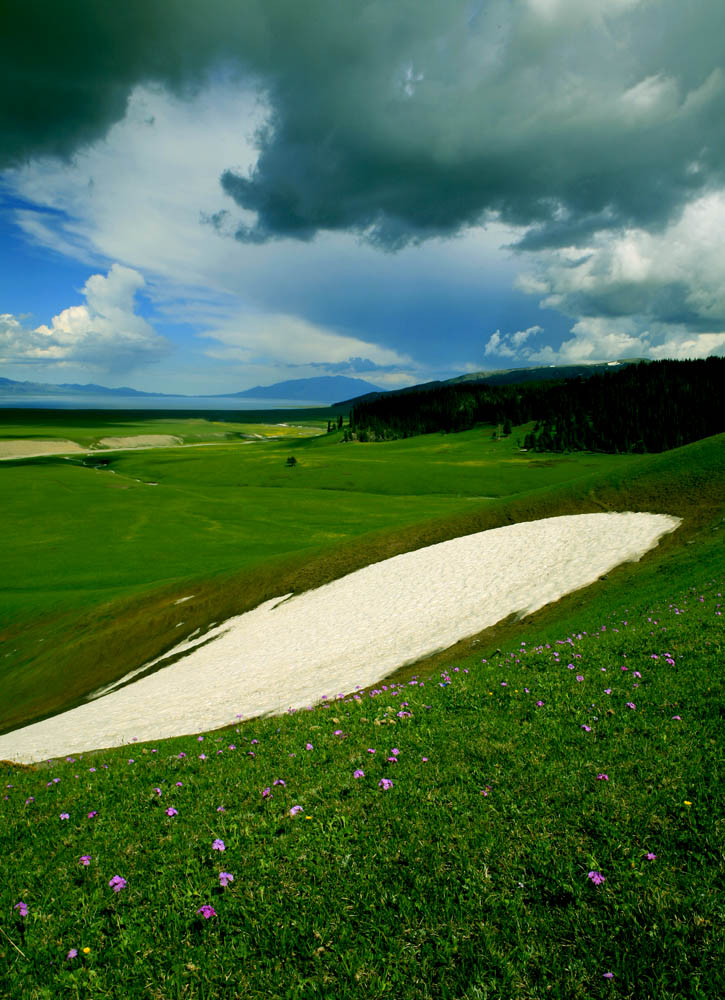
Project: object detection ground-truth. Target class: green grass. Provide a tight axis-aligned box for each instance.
[0,416,656,733]
[0,408,328,447]
[0,413,723,997]
[1,529,722,998]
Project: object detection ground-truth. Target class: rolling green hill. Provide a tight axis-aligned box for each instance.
[0,414,722,999]
[1,410,722,736]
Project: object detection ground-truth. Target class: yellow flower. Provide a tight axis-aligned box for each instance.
[684,800,692,806]
[83,947,91,954]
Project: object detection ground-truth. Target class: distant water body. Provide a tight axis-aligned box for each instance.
[0,394,331,411]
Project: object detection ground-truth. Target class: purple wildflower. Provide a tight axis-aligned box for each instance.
[79,855,91,866]
[14,901,28,917]
[289,805,304,816]
[353,769,365,779]
[212,839,225,852]
[60,812,70,820]
[165,807,178,817]
[378,778,394,791]
[67,948,78,960]
[218,872,234,887]
[108,875,127,893]
[596,773,609,781]
[587,871,605,885]
[645,852,657,861]
[197,905,216,919]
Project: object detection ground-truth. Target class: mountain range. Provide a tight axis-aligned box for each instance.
[215,376,382,400]
[0,363,645,407]
[334,360,645,405]
[0,374,382,402]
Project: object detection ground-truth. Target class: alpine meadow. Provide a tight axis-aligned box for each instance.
[3,2,725,997]
[1,384,723,998]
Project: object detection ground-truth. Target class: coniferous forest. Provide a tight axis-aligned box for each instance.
[348,357,724,453]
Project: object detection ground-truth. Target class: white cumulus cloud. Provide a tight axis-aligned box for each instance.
[484,326,543,358]
[0,264,170,373]
[508,192,725,363]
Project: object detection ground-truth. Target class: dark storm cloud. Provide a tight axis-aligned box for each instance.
[4,1,725,249]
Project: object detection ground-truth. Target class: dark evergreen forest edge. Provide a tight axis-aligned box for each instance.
[347,357,724,453]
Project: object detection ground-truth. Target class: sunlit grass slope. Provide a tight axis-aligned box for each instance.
[0,419,651,733]
[1,526,722,999]
[1,420,723,734]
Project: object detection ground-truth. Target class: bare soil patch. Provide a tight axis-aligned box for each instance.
[96,434,183,450]
[0,439,85,460]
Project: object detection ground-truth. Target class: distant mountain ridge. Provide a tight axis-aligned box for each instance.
[334,360,645,405]
[0,374,382,402]
[0,365,640,406]
[0,377,168,397]
[213,375,383,401]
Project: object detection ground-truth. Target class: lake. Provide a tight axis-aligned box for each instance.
[0,394,331,410]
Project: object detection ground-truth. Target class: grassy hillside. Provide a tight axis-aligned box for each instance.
[1,463,722,997]
[0,409,328,447]
[1,423,723,734]
[1,419,656,734]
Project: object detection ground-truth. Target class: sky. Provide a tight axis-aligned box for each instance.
[1,0,724,394]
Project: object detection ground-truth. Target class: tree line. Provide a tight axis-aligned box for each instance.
[348,358,724,453]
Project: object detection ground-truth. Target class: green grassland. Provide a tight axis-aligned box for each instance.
[1,415,659,734]
[0,413,722,998]
[0,407,329,447]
